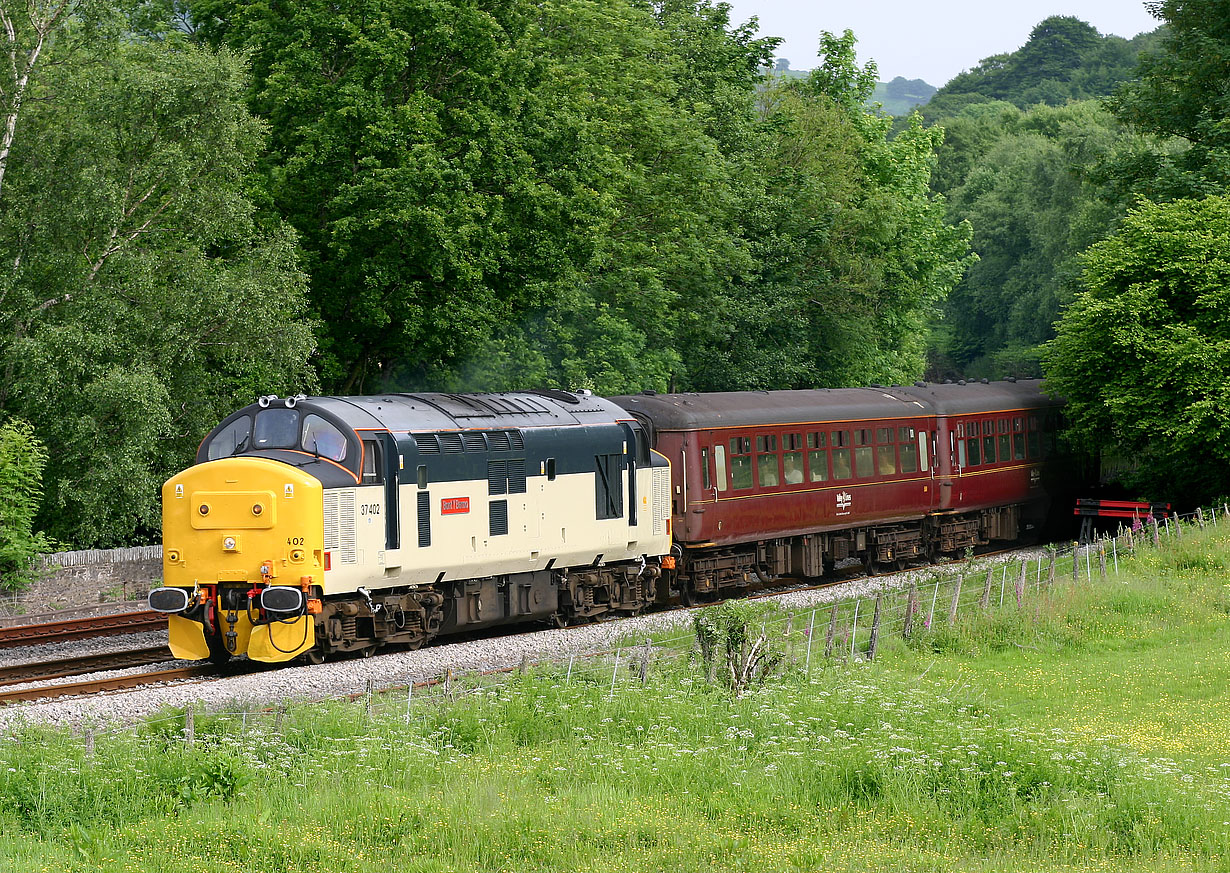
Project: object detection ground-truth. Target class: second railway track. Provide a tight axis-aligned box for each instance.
[0,610,163,649]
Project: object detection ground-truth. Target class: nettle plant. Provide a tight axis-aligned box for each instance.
[693,602,785,696]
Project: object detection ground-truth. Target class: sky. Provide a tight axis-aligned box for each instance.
[721,0,1162,86]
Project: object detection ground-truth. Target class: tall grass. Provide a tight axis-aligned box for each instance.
[1,523,1229,871]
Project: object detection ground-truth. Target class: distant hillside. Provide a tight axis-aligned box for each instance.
[921,16,1163,120]
[872,77,937,115]
[771,64,936,116]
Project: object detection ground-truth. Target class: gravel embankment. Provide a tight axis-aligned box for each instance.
[0,548,1052,730]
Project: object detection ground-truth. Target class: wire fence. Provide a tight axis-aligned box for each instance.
[13,500,1230,751]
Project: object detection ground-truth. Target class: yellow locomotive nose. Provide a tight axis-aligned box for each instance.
[157,457,325,662]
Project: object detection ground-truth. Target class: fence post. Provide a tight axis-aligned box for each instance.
[998,565,1007,608]
[1175,516,1183,539]
[903,584,918,638]
[566,653,575,684]
[85,728,95,761]
[927,579,940,630]
[365,677,374,719]
[1072,543,1079,582]
[981,568,994,609]
[785,611,795,665]
[1198,507,1206,530]
[805,609,816,677]
[1098,542,1107,581]
[867,597,883,660]
[824,603,838,659]
[405,682,413,723]
[1152,518,1160,549]
[610,649,621,697]
[1112,537,1118,575]
[948,575,963,623]
[1047,553,1056,588]
[639,639,652,684]
[185,707,195,749]
[849,600,861,661]
[1015,563,1026,608]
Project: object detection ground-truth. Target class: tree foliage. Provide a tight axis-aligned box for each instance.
[0,23,315,546]
[923,16,1161,119]
[0,418,51,589]
[1043,197,1230,500]
[1108,0,1230,198]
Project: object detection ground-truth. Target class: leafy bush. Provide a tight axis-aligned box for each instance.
[0,419,51,590]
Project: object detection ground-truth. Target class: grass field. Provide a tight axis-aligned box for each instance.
[1,523,1228,872]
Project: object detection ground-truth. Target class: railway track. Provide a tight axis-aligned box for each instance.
[0,665,215,705]
[0,610,163,649]
[0,646,174,687]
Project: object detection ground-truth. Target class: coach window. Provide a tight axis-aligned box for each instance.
[998,418,1011,463]
[206,416,251,460]
[714,443,728,491]
[875,427,896,475]
[967,433,981,465]
[898,427,917,473]
[730,437,753,490]
[1027,415,1041,458]
[1013,417,1026,460]
[756,434,779,487]
[831,431,852,480]
[807,432,828,482]
[782,434,804,485]
[983,420,996,463]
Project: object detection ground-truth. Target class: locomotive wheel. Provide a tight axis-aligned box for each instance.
[303,648,327,666]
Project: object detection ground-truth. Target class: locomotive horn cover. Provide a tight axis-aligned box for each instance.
[161,457,323,661]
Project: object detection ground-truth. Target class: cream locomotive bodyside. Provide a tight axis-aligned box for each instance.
[318,453,671,596]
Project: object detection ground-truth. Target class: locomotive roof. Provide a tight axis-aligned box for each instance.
[610,379,1057,431]
[242,390,627,432]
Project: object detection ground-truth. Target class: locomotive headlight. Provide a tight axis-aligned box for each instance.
[222,536,239,552]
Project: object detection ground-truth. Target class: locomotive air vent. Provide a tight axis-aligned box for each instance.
[463,432,487,452]
[439,433,464,453]
[413,434,440,454]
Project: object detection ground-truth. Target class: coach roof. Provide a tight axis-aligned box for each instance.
[610,387,930,431]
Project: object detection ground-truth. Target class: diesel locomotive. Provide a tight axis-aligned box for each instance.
[149,379,1061,663]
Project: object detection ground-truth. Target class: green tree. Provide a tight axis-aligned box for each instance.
[933,101,1132,378]
[682,32,972,390]
[1109,0,1230,198]
[0,32,315,546]
[1043,196,1230,501]
[0,419,51,589]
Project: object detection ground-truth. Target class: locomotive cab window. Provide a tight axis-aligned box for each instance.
[254,408,299,449]
[302,414,348,461]
[361,440,382,484]
[206,416,251,460]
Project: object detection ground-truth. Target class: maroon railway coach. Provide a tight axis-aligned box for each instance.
[612,380,1060,600]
